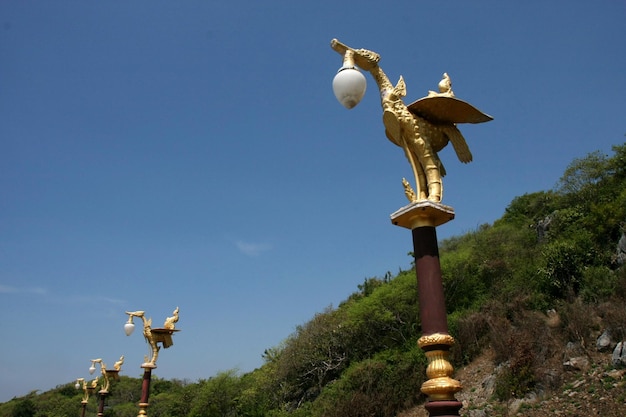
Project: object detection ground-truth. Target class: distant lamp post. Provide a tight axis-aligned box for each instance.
[75,377,98,417]
[89,357,124,417]
[330,39,492,417]
[124,307,180,417]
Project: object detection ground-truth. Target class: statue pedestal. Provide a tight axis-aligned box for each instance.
[390,201,454,229]
[106,369,120,381]
[152,328,179,348]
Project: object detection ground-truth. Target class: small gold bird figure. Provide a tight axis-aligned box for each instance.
[438,73,454,96]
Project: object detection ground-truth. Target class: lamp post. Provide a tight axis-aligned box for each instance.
[89,357,124,417]
[330,39,492,417]
[124,307,180,417]
[75,377,98,417]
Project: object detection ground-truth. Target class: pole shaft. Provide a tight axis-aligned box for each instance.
[413,226,448,336]
[138,367,152,417]
[97,393,107,417]
[412,226,462,417]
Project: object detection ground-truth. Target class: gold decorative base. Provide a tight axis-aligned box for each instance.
[390,201,454,229]
[421,351,462,400]
[418,333,462,402]
[138,403,149,417]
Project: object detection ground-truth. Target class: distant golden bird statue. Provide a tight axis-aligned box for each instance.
[163,307,179,330]
[113,355,124,371]
[125,308,180,367]
[89,378,99,389]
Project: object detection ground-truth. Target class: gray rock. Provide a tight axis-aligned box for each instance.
[565,341,584,356]
[508,399,523,415]
[563,356,590,371]
[536,213,554,241]
[481,374,496,396]
[612,341,626,367]
[597,329,613,352]
[617,231,626,266]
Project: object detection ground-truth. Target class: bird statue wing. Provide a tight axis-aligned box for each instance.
[441,124,472,163]
[383,109,403,147]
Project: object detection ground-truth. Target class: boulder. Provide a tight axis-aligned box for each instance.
[612,341,626,367]
[617,230,626,266]
[596,329,613,352]
[563,356,590,372]
[565,341,584,356]
[536,213,554,242]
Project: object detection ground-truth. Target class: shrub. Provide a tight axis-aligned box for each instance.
[559,298,596,348]
[450,311,490,366]
[599,299,626,342]
[580,266,618,303]
[493,336,536,400]
[311,348,425,417]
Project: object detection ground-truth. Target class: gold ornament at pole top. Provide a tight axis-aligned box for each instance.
[330,38,492,204]
[125,307,180,367]
[89,356,123,393]
[76,377,99,403]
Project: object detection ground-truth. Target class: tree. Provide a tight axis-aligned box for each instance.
[11,400,35,417]
[188,370,243,417]
[275,307,351,409]
[557,150,609,198]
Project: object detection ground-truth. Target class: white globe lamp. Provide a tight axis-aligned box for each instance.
[333,66,366,109]
[124,321,135,336]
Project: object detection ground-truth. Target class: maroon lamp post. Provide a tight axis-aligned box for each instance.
[124,308,180,417]
[330,39,492,416]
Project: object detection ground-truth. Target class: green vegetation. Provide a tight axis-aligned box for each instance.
[2,143,626,416]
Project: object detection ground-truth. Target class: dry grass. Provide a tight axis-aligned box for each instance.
[400,297,626,416]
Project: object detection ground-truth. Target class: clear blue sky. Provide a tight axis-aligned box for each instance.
[1,0,624,402]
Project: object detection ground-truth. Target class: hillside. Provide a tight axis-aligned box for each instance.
[2,143,626,417]
[400,309,626,416]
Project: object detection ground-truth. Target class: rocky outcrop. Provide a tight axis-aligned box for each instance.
[617,228,626,266]
[535,213,555,242]
[597,329,614,352]
[613,341,626,367]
